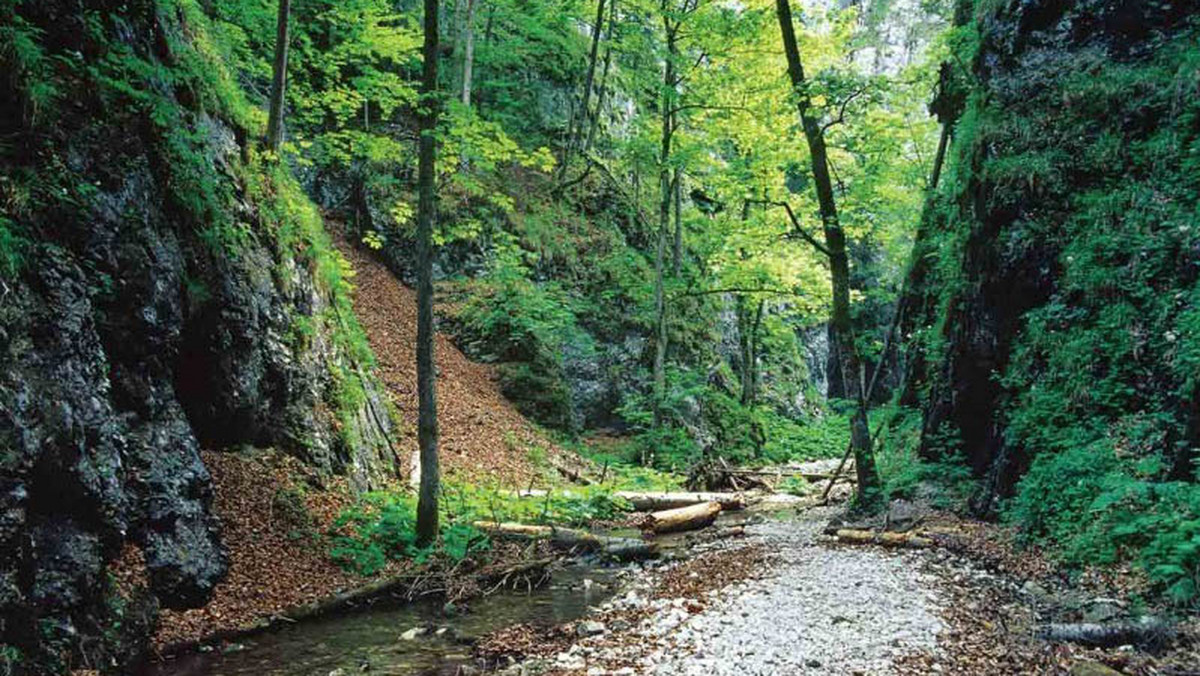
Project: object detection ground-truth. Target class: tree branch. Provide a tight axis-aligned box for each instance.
[819,87,868,134]
[746,199,831,258]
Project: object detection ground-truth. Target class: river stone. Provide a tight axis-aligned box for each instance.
[1070,661,1125,676]
[400,626,428,640]
[577,620,606,637]
[1082,599,1126,624]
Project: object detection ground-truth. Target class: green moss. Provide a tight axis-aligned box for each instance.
[912,12,1200,602]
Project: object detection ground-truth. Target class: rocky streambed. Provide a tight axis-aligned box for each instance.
[499,505,948,676]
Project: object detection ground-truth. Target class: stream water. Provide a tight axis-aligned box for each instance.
[144,563,620,676]
[145,512,754,676]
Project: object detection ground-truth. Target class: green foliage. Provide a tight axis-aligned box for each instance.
[0,644,21,676]
[0,3,65,125]
[0,217,27,279]
[911,14,1200,605]
[329,492,489,576]
[329,481,641,576]
[453,261,592,431]
[778,474,810,497]
[761,407,850,464]
[1008,443,1200,607]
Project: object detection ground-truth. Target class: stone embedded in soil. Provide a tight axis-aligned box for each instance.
[400,626,428,640]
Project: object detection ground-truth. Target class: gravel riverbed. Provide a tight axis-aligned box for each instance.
[517,506,947,675]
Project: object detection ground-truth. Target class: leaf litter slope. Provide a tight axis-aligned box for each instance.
[336,230,577,484]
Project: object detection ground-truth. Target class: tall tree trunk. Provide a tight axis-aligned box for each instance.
[737,296,765,407]
[750,298,764,404]
[672,165,683,275]
[415,0,442,547]
[265,0,291,152]
[652,17,676,434]
[460,0,477,106]
[585,0,617,155]
[738,296,753,405]
[775,0,880,504]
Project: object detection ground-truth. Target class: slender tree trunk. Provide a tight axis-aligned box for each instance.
[265,0,291,152]
[415,0,442,547]
[483,3,495,45]
[560,0,607,180]
[672,165,683,275]
[738,295,753,405]
[750,298,764,404]
[450,0,464,70]
[652,18,676,433]
[737,296,764,406]
[776,0,880,504]
[585,0,617,155]
[460,0,477,106]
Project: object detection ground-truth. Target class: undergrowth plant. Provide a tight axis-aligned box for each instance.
[328,481,639,576]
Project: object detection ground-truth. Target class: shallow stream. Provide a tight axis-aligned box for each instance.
[145,511,754,676]
[144,563,620,676]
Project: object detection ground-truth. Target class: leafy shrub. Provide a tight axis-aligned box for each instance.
[1008,441,1200,607]
[760,408,850,464]
[779,475,810,496]
[453,265,592,431]
[330,481,640,575]
[443,481,633,527]
[328,493,489,576]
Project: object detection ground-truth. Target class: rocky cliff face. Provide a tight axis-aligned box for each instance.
[905,0,1199,512]
[0,1,396,672]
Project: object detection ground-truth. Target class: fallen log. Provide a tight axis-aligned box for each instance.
[1037,617,1171,648]
[472,521,657,561]
[615,491,745,511]
[835,528,932,549]
[554,463,594,485]
[643,501,722,535]
[715,468,855,483]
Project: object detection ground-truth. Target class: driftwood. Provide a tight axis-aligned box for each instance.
[1037,617,1171,648]
[615,491,745,512]
[643,502,722,535]
[716,468,852,483]
[715,525,745,539]
[834,528,932,549]
[473,521,657,560]
[554,463,594,485]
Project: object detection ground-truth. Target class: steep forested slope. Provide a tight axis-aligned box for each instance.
[902,0,1200,602]
[0,1,396,670]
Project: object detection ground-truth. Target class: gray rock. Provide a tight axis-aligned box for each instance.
[400,627,428,640]
[577,620,607,637]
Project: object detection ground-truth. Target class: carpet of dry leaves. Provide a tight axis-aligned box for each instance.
[149,450,370,651]
[336,230,581,484]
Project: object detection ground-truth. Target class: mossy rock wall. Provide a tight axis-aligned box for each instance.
[0,1,397,672]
